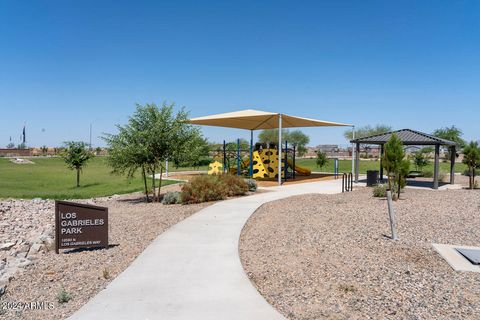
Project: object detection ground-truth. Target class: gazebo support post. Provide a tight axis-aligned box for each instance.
[223,140,226,174]
[450,145,456,184]
[237,138,241,176]
[249,130,253,177]
[351,126,355,178]
[355,143,360,183]
[433,144,440,189]
[380,144,384,181]
[278,114,282,186]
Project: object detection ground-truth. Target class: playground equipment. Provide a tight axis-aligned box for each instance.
[208,161,223,175]
[208,140,311,180]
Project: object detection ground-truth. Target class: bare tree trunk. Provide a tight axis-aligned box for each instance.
[76,169,80,187]
[142,165,149,202]
[397,175,401,200]
[473,168,476,190]
[151,165,156,202]
[157,166,163,201]
[470,167,474,189]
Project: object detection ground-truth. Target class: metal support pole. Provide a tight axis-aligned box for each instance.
[355,143,360,183]
[433,144,440,189]
[223,140,226,174]
[380,144,384,181]
[351,126,355,178]
[237,138,241,176]
[293,145,296,180]
[386,190,398,240]
[450,146,456,184]
[278,114,282,186]
[333,158,338,179]
[284,140,288,181]
[249,130,253,177]
[165,160,169,177]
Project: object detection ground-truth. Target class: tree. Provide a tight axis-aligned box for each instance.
[258,129,310,157]
[433,125,465,160]
[288,130,310,157]
[41,145,48,155]
[433,126,466,147]
[17,142,26,149]
[258,128,289,146]
[343,124,392,140]
[315,150,329,170]
[411,150,429,172]
[382,134,410,200]
[103,103,201,202]
[173,134,210,170]
[61,141,94,187]
[6,142,15,149]
[462,141,480,189]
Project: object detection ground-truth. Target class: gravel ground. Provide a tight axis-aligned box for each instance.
[0,184,210,319]
[240,183,480,319]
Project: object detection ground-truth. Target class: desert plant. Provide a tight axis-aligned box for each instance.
[462,141,480,189]
[382,134,410,200]
[218,174,249,196]
[57,286,71,304]
[423,170,434,178]
[61,141,94,187]
[102,268,110,279]
[411,150,429,171]
[245,179,257,192]
[372,184,388,197]
[103,103,204,202]
[162,191,182,205]
[315,150,329,170]
[181,175,228,204]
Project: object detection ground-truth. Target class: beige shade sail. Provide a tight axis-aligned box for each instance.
[187,109,352,130]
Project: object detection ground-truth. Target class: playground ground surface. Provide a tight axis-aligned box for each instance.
[0,157,468,199]
[240,175,480,320]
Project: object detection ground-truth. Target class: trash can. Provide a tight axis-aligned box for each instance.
[366,170,379,186]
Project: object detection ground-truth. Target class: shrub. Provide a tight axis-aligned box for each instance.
[463,169,480,177]
[218,174,249,196]
[181,175,228,204]
[245,179,257,192]
[372,184,388,197]
[162,191,182,205]
[181,174,250,204]
[423,170,434,178]
[57,286,71,304]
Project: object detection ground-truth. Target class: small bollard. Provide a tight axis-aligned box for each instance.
[386,189,398,240]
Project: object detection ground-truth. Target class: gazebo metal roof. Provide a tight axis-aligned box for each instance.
[350,129,457,146]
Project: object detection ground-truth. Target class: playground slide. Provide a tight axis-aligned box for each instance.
[287,159,311,175]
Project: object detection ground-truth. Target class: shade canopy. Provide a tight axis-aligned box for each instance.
[350,129,457,146]
[187,109,352,130]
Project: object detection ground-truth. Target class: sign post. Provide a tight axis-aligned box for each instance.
[55,201,109,253]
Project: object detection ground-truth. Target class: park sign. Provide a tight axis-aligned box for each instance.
[55,200,108,253]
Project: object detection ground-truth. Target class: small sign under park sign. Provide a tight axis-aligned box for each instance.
[55,200,109,253]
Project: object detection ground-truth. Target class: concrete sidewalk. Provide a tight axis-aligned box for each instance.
[70,179,349,320]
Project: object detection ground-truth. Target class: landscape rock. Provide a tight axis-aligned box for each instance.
[0,242,16,251]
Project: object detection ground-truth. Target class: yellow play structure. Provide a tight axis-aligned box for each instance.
[208,148,311,179]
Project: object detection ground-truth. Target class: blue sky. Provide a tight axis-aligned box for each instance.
[0,0,479,148]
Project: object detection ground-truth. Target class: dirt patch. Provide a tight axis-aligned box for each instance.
[240,187,480,319]
[0,185,210,319]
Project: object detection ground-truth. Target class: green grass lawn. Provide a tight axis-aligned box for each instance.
[0,157,177,199]
[295,158,468,174]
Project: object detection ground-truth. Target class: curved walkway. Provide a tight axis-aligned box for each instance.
[70,179,347,320]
